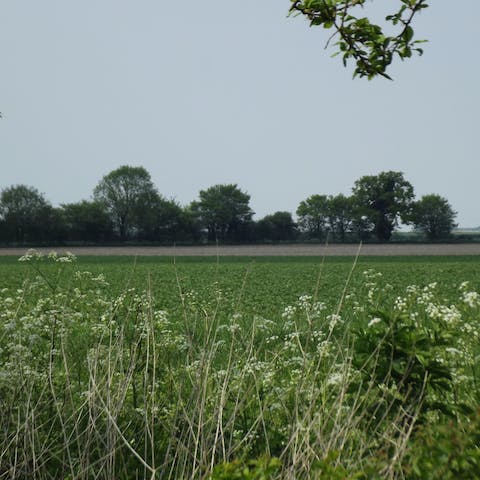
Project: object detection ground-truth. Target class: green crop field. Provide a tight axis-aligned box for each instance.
[1,252,480,479]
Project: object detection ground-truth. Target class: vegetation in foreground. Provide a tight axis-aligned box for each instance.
[0,252,479,479]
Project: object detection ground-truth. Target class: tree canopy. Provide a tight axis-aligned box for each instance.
[352,171,414,242]
[0,168,465,246]
[0,185,55,244]
[411,194,457,241]
[93,166,159,241]
[192,184,254,242]
[326,194,354,242]
[296,194,329,240]
[256,211,297,242]
[60,200,113,244]
[289,0,429,79]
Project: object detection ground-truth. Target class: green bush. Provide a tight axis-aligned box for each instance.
[210,457,281,480]
[403,410,480,479]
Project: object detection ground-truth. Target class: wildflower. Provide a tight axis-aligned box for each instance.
[227,323,241,334]
[326,372,344,386]
[445,347,462,356]
[394,296,407,311]
[317,340,331,357]
[406,285,419,295]
[18,249,43,262]
[56,252,77,263]
[463,291,480,308]
[282,305,296,320]
[298,294,312,305]
[368,317,382,328]
[327,313,342,331]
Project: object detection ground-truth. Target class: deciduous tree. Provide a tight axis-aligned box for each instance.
[93,165,158,241]
[352,171,414,241]
[411,194,457,241]
[296,194,329,240]
[61,200,112,243]
[192,184,254,242]
[0,185,54,244]
[289,0,429,79]
[326,194,354,242]
[135,196,191,243]
[255,211,297,242]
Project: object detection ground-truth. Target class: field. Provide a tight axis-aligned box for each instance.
[1,252,480,479]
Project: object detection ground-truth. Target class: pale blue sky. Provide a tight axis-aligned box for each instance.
[0,1,479,227]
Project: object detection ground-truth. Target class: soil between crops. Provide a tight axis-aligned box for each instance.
[1,244,480,256]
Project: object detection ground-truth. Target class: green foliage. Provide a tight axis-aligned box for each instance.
[296,194,329,240]
[296,173,418,243]
[296,193,358,242]
[353,309,456,421]
[403,411,480,479]
[255,211,297,242]
[134,196,190,242]
[411,194,458,241]
[210,454,371,480]
[0,184,58,244]
[1,254,480,478]
[352,171,415,241]
[60,200,113,243]
[289,0,429,79]
[192,183,254,242]
[293,172,461,243]
[325,193,354,242]
[93,165,159,241]
[210,457,281,479]
[0,168,465,246]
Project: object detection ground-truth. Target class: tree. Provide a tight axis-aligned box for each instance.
[325,194,354,242]
[350,207,375,242]
[255,211,298,242]
[61,200,113,243]
[93,165,158,241]
[411,194,457,241]
[179,205,204,244]
[296,194,329,240]
[192,184,254,242]
[352,171,414,242]
[289,0,429,79]
[0,185,54,244]
[135,196,190,243]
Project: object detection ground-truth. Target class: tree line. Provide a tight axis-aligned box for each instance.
[0,166,457,246]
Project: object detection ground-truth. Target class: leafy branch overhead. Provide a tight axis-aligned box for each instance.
[289,0,429,79]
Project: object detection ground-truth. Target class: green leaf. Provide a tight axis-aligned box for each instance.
[404,26,414,42]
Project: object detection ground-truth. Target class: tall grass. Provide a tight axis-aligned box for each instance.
[0,251,479,479]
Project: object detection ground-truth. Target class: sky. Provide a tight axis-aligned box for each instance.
[0,1,479,227]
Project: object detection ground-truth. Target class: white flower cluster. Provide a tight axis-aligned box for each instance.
[281,305,296,320]
[18,249,77,263]
[18,249,44,262]
[282,295,327,323]
[425,303,461,325]
[394,296,407,312]
[326,313,342,332]
[462,291,480,309]
[368,317,382,328]
[362,269,383,280]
